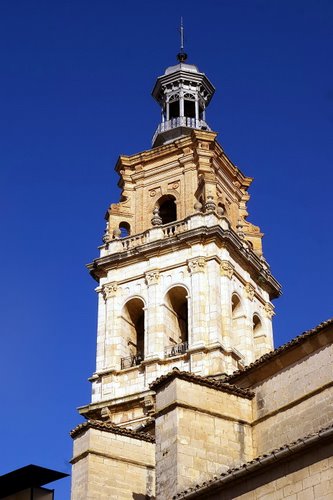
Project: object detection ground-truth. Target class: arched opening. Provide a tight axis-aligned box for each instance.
[157,195,177,225]
[119,221,131,238]
[121,298,145,369]
[253,314,265,358]
[231,293,247,358]
[164,286,188,357]
[231,294,242,318]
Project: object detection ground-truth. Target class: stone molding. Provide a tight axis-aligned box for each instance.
[145,270,160,286]
[187,257,206,274]
[88,223,282,299]
[220,260,235,279]
[102,282,118,300]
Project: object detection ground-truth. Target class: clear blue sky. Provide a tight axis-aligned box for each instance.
[0,1,332,497]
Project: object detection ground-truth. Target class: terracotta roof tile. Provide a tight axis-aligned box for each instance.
[174,422,333,498]
[223,317,333,383]
[149,368,254,399]
[70,419,155,443]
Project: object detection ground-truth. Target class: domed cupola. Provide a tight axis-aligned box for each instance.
[151,50,215,147]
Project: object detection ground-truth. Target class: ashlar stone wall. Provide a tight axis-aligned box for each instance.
[253,342,333,455]
[154,374,253,499]
[71,426,155,500]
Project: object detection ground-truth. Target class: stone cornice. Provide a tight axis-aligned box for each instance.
[115,131,251,191]
[149,368,254,400]
[87,224,281,299]
[70,419,155,443]
[174,422,333,499]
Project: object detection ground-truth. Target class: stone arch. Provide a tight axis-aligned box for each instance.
[119,221,131,238]
[164,285,189,357]
[231,293,247,356]
[157,195,177,224]
[120,297,145,368]
[253,313,266,359]
[231,293,243,318]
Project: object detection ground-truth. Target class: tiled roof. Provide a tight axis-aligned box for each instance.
[223,317,333,383]
[150,368,254,399]
[174,422,333,499]
[70,419,155,443]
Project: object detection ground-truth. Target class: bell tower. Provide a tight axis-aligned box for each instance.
[77,53,281,431]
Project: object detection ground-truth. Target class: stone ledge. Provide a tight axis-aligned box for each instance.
[70,419,155,443]
[149,368,254,399]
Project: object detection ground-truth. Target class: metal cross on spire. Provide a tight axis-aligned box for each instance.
[177,17,188,62]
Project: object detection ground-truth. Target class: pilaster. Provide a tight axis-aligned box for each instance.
[187,257,208,349]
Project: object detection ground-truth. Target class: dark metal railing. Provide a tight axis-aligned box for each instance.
[164,341,188,358]
[120,353,143,370]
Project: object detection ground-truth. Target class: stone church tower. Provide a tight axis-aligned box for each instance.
[70,51,333,500]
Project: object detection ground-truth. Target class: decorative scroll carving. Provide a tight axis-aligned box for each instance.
[187,257,206,273]
[220,261,234,279]
[102,282,118,300]
[145,270,160,286]
[245,283,255,301]
[264,302,275,319]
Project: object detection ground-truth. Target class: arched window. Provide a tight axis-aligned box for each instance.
[119,221,130,238]
[121,298,145,369]
[157,195,177,225]
[164,286,188,357]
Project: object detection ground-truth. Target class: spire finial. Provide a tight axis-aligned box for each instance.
[177,17,188,63]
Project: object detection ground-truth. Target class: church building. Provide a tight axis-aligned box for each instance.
[70,48,333,499]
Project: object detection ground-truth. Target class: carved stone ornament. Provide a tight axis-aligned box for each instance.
[145,270,160,286]
[102,221,111,244]
[205,195,216,212]
[264,302,275,319]
[245,283,255,301]
[188,257,206,273]
[102,282,118,300]
[194,201,203,213]
[151,207,162,226]
[220,261,234,279]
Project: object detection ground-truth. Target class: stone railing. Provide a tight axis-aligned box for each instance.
[100,213,229,258]
[119,232,148,251]
[162,219,188,237]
